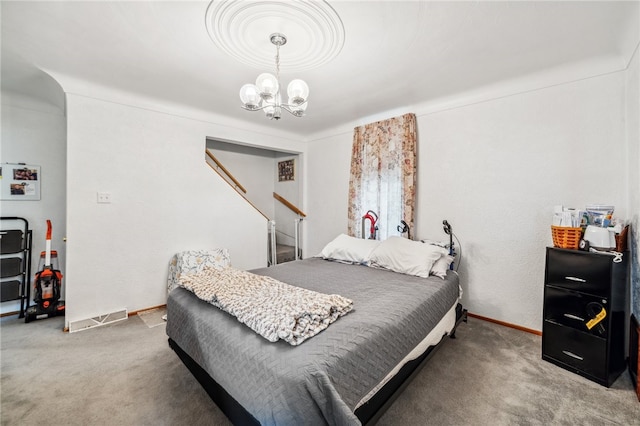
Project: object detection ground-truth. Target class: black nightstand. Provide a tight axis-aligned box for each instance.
[542,247,629,387]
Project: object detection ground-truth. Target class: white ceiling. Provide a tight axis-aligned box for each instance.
[2,1,639,139]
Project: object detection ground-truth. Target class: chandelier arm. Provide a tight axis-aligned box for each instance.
[280,106,298,116]
[242,104,302,113]
[241,104,272,112]
[281,100,308,108]
[242,102,305,118]
[280,105,306,117]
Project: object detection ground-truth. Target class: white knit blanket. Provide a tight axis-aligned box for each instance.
[178,266,353,345]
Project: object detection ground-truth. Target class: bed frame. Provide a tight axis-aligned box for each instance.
[169,303,467,425]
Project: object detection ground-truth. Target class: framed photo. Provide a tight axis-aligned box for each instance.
[278,159,295,182]
[1,163,41,201]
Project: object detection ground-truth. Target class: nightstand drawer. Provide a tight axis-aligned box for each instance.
[544,286,608,337]
[545,248,611,296]
[543,321,606,380]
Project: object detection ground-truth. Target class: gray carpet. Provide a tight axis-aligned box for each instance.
[1,312,638,425]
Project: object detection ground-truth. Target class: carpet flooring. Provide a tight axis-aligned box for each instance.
[1,312,638,425]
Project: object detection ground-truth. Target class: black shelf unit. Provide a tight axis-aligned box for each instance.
[542,247,629,387]
[1,217,32,318]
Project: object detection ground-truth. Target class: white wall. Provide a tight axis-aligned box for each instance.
[306,133,352,256]
[64,93,305,327]
[306,71,629,331]
[0,90,66,315]
[626,45,640,317]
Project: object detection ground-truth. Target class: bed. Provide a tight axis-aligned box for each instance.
[166,236,466,425]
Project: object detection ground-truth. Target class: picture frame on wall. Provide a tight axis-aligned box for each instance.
[278,159,295,182]
[1,163,41,201]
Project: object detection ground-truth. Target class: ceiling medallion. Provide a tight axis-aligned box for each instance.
[205,0,345,73]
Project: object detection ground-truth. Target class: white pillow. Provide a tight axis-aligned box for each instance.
[430,254,454,279]
[369,236,447,278]
[319,234,381,264]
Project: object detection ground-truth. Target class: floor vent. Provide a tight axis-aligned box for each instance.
[68,309,128,333]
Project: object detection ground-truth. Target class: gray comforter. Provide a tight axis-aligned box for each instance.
[166,258,460,425]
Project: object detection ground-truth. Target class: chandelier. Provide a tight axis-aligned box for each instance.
[239,33,309,120]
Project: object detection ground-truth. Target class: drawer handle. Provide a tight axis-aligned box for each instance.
[564,276,586,283]
[562,350,584,361]
[563,313,584,321]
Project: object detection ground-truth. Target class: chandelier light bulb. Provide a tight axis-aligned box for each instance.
[256,73,279,100]
[239,84,261,110]
[287,79,309,104]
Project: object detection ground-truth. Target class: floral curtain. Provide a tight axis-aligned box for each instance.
[347,113,417,240]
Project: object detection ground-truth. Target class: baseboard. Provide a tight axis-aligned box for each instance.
[128,304,167,317]
[468,312,542,336]
[11,305,539,337]
[68,308,128,333]
[3,304,167,325]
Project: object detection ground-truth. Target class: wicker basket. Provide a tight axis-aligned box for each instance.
[551,226,582,249]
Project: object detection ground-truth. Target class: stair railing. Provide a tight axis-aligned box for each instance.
[205,150,268,219]
[205,150,275,266]
[273,192,306,218]
[206,150,247,194]
[294,217,302,261]
[273,192,306,261]
[268,220,277,267]
[204,152,304,267]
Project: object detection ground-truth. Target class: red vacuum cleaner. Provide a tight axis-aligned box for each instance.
[362,210,378,239]
[25,220,65,323]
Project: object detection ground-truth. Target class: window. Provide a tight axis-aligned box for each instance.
[347,113,417,240]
